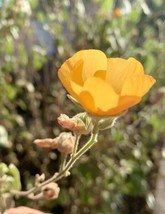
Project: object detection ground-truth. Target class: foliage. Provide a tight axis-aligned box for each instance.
[0,0,165,213]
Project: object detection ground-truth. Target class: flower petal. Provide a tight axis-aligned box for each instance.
[58,67,73,94]
[58,49,107,85]
[93,70,106,80]
[105,96,141,116]
[58,60,83,95]
[70,80,83,94]
[70,50,107,80]
[78,50,107,81]
[58,70,83,100]
[106,57,144,93]
[71,59,84,85]
[83,77,119,112]
[121,75,156,97]
[78,91,96,113]
[58,56,84,89]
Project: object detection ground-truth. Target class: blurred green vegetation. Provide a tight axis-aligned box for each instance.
[0,0,165,213]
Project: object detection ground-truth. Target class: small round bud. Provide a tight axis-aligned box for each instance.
[43,183,60,200]
[57,132,75,154]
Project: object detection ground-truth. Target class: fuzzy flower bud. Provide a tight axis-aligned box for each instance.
[58,113,93,135]
[58,114,77,129]
[34,138,58,149]
[57,132,75,154]
[98,111,127,130]
[43,182,60,200]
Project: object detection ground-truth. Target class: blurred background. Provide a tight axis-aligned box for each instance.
[0,0,165,213]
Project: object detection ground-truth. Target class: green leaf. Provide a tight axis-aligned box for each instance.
[8,164,21,191]
[0,163,8,176]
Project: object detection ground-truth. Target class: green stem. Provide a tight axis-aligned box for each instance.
[59,154,67,172]
[72,134,80,158]
[12,122,99,198]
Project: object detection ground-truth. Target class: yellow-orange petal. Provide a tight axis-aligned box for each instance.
[105,96,141,116]
[78,50,107,81]
[58,59,72,81]
[58,68,83,100]
[121,75,156,97]
[77,91,96,114]
[58,67,73,94]
[71,59,84,85]
[93,70,106,80]
[82,77,119,112]
[60,50,107,81]
[106,57,144,94]
[70,80,83,95]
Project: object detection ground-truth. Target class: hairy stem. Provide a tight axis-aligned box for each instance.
[72,134,80,158]
[59,154,67,172]
[12,122,99,198]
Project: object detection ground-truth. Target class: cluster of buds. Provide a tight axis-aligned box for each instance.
[42,182,60,200]
[34,132,75,155]
[57,113,93,135]
[0,163,21,211]
[35,173,45,188]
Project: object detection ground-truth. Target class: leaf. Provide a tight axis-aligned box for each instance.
[8,164,22,191]
[0,163,8,176]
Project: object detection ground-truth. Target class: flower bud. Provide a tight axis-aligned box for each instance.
[75,113,93,134]
[57,132,75,154]
[58,114,77,129]
[58,113,93,135]
[35,173,45,187]
[98,117,116,130]
[34,138,58,149]
[43,182,60,200]
[98,111,127,130]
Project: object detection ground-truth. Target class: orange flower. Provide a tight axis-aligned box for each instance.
[58,50,156,116]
